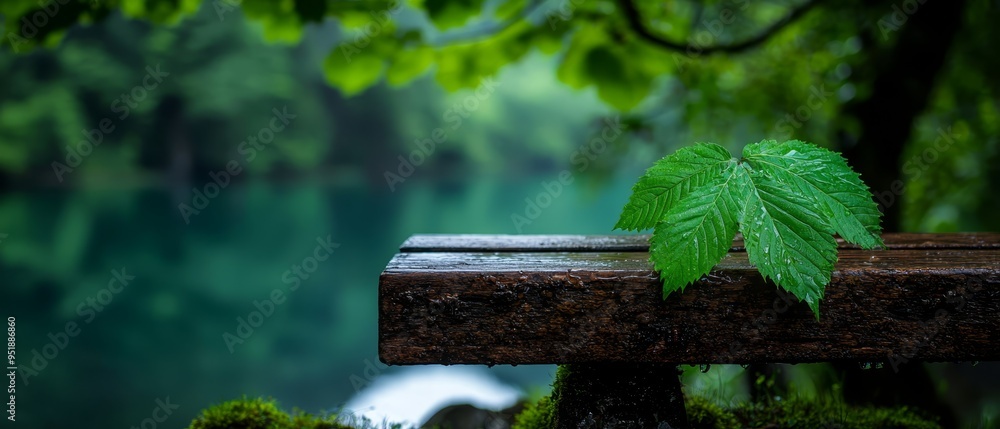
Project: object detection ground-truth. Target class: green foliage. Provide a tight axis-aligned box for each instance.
[187,396,354,429]
[685,396,740,429]
[187,396,292,429]
[616,140,883,318]
[513,392,939,429]
[0,0,661,108]
[687,395,941,429]
[420,0,486,30]
[512,365,569,429]
[510,396,554,429]
[556,22,668,110]
[0,4,335,179]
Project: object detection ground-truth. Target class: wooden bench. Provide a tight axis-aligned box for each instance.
[379,233,1000,428]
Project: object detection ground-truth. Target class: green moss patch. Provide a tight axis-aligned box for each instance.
[514,393,941,429]
[187,396,402,429]
[689,395,940,429]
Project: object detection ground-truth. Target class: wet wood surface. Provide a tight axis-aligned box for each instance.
[399,232,1000,252]
[380,233,1000,365]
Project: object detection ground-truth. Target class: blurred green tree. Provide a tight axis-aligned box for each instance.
[2,1,999,426]
[4,0,996,231]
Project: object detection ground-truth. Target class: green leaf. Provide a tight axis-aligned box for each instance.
[584,46,651,110]
[620,140,884,319]
[650,159,742,297]
[323,25,403,95]
[615,143,733,231]
[423,0,485,29]
[556,27,664,110]
[556,26,606,90]
[734,162,839,318]
[743,140,884,249]
[494,0,526,20]
[323,48,386,96]
[386,45,434,86]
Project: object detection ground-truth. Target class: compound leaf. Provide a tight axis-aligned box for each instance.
[620,139,884,319]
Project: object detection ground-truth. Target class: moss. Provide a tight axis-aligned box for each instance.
[187,396,357,429]
[513,390,941,429]
[200,378,939,429]
[289,409,354,429]
[686,396,740,429]
[549,365,569,403]
[727,396,941,429]
[512,366,567,429]
[511,396,554,429]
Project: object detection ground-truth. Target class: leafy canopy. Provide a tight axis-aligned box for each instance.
[616,140,883,318]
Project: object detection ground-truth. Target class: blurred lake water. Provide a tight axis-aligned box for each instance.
[1,174,639,428]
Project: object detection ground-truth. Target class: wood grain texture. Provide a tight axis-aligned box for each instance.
[399,232,1000,252]
[380,234,1000,365]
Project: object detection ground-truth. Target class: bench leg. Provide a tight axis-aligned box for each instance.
[554,363,688,429]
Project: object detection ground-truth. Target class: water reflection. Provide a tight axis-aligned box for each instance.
[1,176,634,428]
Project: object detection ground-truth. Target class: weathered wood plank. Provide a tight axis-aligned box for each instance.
[401,234,654,252]
[399,232,1000,252]
[379,247,1000,365]
[385,249,1000,272]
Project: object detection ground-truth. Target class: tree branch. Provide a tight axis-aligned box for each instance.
[431,0,546,46]
[617,0,823,54]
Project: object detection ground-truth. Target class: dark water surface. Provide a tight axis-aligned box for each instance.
[2,177,635,428]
